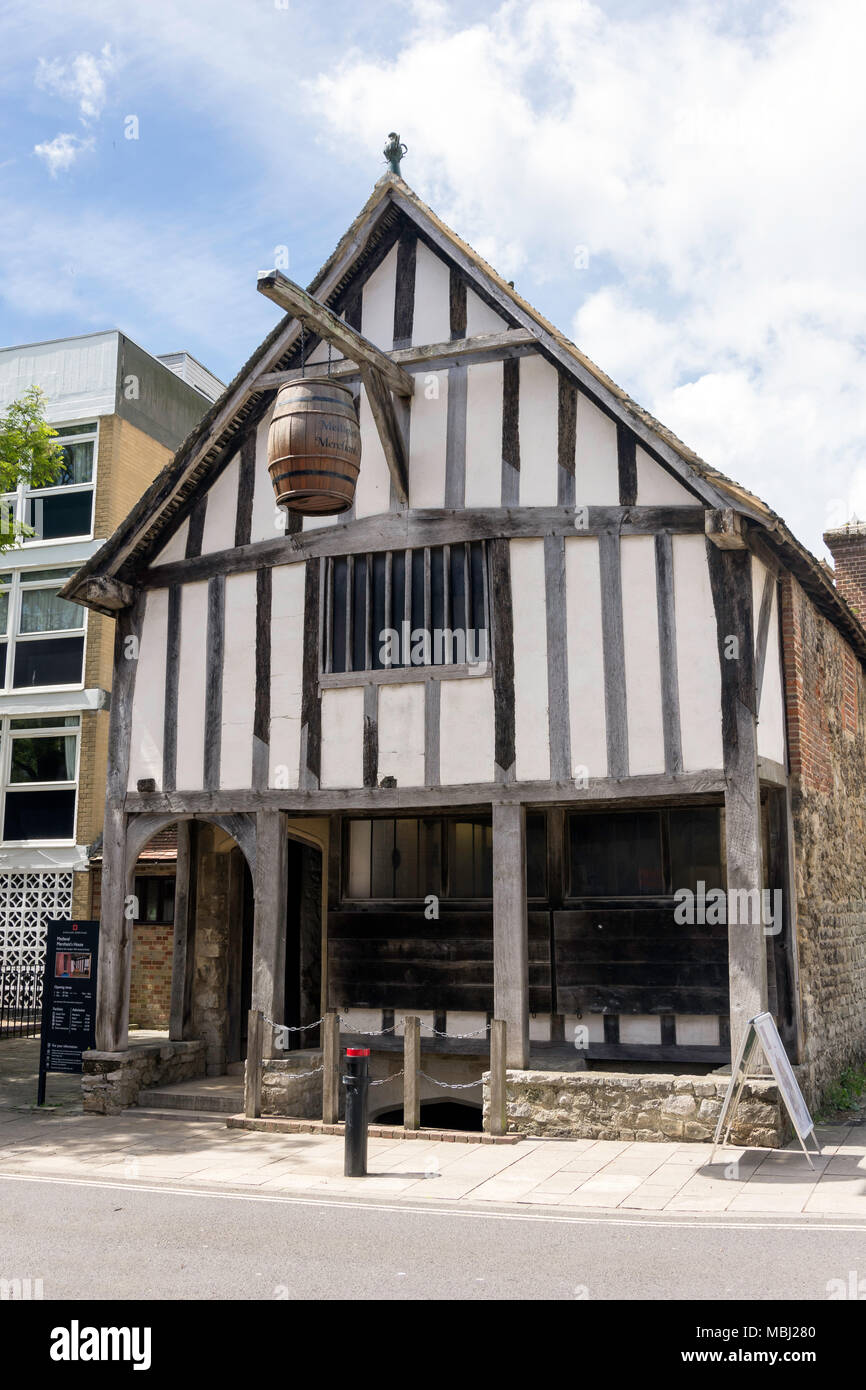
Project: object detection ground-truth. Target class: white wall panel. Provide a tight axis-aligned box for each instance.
[510,539,550,781]
[354,388,391,518]
[152,518,189,566]
[465,361,503,507]
[518,355,558,507]
[754,558,786,764]
[269,564,305,789]
[412,241,451,345]
[564,537,607,778]
[321,686,365,788]
[250,409,280,544]
[408,370,448,508]
[621,536,665,775]
[175,581,209,790]
[465,288,506,335]
[439,677,494,784]
[200,454,239,554]
[127,589,168,790]
[672,535,724,770]
[635,445,696,505]
[361,242,398,349]
[378,683,426,786]
[219,572,256,789]
[575,393,618,505]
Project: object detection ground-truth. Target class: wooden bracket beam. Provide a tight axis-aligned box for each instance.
[256,270,413,398]
[706,508,748,550]
[360,364,409,503]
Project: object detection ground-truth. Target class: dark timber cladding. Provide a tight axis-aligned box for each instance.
[444,362,467,507]
[449,267,467,340]
[544,533,571,780]
[234,430,256,549]
[184,494,207,559]
[253,567,272,792]
[501,358,520,505]
[162,584,182,792]
[392,232,416,349]
[488,537,515,781]
[706,540,767,1052]
[557,373,577,507]
[299,558,322,789]
[654,532,683,775]
[598,531,628,779]
[617,422,637,506]
[203,575,225,790]
[363,682,378,788]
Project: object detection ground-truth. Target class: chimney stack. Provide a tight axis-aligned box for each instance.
[824,520,866,620]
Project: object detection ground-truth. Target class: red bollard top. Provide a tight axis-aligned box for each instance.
[345,1047,370,1057]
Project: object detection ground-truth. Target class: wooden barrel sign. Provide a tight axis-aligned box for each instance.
[267,378,361,515]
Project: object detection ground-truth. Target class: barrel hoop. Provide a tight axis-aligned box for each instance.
[270,468,359,486]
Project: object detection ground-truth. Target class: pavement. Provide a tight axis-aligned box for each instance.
[1,1038,864,1217]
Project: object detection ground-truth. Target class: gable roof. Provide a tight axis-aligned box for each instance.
[60,173,866,662]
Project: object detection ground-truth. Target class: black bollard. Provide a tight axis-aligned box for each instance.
[343,1047,371,1176]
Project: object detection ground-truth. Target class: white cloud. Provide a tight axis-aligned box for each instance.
[33,131,94,176]
[35,43,118,123]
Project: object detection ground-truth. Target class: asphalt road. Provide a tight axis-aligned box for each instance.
[1,1172,864,1301]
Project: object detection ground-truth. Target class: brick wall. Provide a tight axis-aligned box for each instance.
[780,571,866,1105]
[129,923,174,1028]
[824,523,866,620]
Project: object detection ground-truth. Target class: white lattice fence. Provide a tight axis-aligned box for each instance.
[0,872,74,971]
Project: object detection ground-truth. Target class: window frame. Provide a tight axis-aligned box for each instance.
[0,566,87,694]
[565,804,726,904]
[3,420,98,548]
[0,712,81,847]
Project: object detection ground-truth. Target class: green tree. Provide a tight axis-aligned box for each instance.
[0,386,65,552]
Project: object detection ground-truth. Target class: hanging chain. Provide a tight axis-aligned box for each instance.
[327,338,332,378]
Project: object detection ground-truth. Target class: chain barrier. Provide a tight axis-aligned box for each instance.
[264,1015,328,1033]
[417,1070,484,1090]
[369,1070,403,1087]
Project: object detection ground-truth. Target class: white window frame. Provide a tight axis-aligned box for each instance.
[0,712,81,847]
[0,567,87,695]
[2,420,98,548]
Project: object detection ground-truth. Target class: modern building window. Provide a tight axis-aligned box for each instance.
[345,812,547,900]
[324,541,489,674]
[0,568,85,691]
[22,423,96,542]
[567,807,723,898]
[133,875,176,925]
[0,714,80,843]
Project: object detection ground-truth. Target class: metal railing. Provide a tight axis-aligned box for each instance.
[0,965,43,1040]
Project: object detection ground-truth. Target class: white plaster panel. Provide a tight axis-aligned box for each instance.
[269,563,305,789]
[465,361,503,508]
[564,1013,607,1044]
[575,393,618,505]
[250,409,282,544]
[200,453,240,555]
[635,445,696,505]
[675,1014,720,1046]
[412,240,451,345]
[672,535,724,771]
[619,1015,662,1044]
[564,537,607,778]
[378,682,426,787]
[465,287,506,335]
[152,518,189,567]
[321,686,365,788]
[518,354,558,507]
[438,677,495,784]
[219,572,256,789]
[510,538,551,781]
[128,589,168,791]
[175,581,209,790]
[754,559,786,764]
[361,241,398,349]
[408,370,448,508]
[354,387,391,518]
[620,535,665,775]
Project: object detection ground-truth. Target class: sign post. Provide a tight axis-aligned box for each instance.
[37,919,100,1106]
[709,1011,820,1167]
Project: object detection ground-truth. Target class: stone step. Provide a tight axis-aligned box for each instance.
[137,1088,243,1114]
[132,1107,235,1123]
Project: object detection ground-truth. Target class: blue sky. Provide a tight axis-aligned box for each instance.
[2,0,865,557]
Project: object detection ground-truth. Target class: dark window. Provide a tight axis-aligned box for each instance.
[526,812,547,897]
[568,808,722,897]
[133,876,176,925]
[25,490,94,540]
[3,789,76,840]
[326,541,489,673]
[10,735,77,783]
[447,818,493,897]
[12,635,84,687]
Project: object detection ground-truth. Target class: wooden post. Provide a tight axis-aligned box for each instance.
[168,820,195,1041]
[251,810,288,1060]
[492,802,530,1067]
[488,1019,507,1136]
[322,1010,340,1124]
[245,1008,263,1119]
[403,1016,420,1130]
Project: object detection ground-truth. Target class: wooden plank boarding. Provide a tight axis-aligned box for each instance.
[709,1011,819,1167]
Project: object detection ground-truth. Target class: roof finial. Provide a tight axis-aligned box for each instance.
[384,132,407,176]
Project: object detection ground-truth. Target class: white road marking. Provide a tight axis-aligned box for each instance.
[0,1169,863,1232]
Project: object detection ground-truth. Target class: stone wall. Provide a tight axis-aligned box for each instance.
[83,1039,205,1114]
[259,1052,324,1120]
[483,1070,787,1147]
[780,573,866,1107]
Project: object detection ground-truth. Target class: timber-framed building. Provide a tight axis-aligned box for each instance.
[64,172,866,1133]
